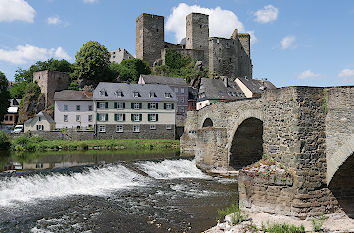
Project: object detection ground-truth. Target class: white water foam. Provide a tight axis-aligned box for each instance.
[170,184,217,197]
[137,159,210,179]
[0,165,146,207]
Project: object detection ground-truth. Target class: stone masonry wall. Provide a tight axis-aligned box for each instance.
[29,130,94,141]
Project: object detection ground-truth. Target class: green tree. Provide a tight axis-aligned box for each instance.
[118,58,151,83]
[73,41,111,84]
[68,82,79,91]
[0,72,10,121]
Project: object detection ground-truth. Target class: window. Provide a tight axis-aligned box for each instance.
[164,103,174,110]
[76,105,80,111]
[98,102,108,109]
[148,114,158,122]
[88,105,93,111]
[181,88,185,94]
[150,92,157,98]
[115,113,125,122]
[99,90,108,97]
[64,105,68,111]
[115,102,125,109]
[148,103,158,109]
[165,93,172,98]
[133,92,140,97]
[133,125,140,133]
[181,97,185,103]
[4,116,8,121]
[115,91,124,97]
[36,125,44,131]
[131,114,142,122]
[88,115,93,122]
[38,117,41,121]
[9,116,13,121]
[150,125,156,130]
[116,125,123,133]
[76,115,81,122]
[133,103,141,109]
[98,113,108,122]
[166,125,172,130]
[64,115,68,122]
[181,107,185,113]
[174,88,178,93]
[99,125,106,133]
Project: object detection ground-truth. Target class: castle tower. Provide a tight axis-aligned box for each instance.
[186,13,209,67]
[136,13,164,66]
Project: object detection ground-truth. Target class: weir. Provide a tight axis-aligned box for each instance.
[180,86,354,218]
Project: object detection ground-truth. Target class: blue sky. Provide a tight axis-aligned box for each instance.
[0,0,353,87]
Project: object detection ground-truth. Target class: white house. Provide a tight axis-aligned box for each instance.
[24,112,55,133]
[54,90,94,130]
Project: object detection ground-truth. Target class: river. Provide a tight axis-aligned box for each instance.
[0,151,238,233]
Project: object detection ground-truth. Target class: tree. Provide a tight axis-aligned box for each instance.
[68,82,79,91]
[73,41,111,83]
[0,72,10,121]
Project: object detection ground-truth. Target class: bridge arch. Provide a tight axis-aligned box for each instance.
[202,118,214,127]
[227,109,264,169]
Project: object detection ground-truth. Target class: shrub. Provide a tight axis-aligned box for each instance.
[216,202,247,225]
[312,214,328,232]
[261,222,305,233]
[0,131,10,149]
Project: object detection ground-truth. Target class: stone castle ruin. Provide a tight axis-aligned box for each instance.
[136,13,253,79]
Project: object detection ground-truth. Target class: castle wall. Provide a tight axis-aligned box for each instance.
[161,48,204,66]
[186,13,209,67]
[237,34,252,78]
[136,13,164,66]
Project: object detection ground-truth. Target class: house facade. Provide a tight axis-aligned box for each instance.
[138,75,188,116]
[93,82,177,139]
[1,99,21,131]
[24,112,55,132]
[54,90,94,130]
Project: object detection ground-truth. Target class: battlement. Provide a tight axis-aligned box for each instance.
[136,13,164,21]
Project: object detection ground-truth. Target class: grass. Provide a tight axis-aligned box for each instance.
[312,213,328,232]
[11,135,180,152]
[261,222,305,233]
[216,202,248,225]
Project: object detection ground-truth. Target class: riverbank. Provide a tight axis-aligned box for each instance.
[10,135,180,152]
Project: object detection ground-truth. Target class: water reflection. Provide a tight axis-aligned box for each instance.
[0,150,180,173]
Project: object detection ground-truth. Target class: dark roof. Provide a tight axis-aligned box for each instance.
[25,112,55,124]
[188,87,198,101]
[93,82,177,102]
[237,77,276,94]
[140,75,187,86]
[198,78,243,101]
[54,90,93,101]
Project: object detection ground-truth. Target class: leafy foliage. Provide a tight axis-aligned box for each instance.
[216,202,248,225]
[108,58,151,83]
[153,49,208,84]
[73,41,112,83]
[261,222,305,233]
[311,214,328,232]
[0,131,10,150]
[0,72,10,121]
[68,82,79,91]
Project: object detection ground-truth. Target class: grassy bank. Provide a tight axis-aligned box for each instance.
[11,135,179,152]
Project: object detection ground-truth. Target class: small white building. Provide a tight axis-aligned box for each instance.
[109,48,134,64]
[54,90,94,130]
[24,112,55,133]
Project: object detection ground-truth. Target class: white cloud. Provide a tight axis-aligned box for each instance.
[47,16,61,25]
[0,0,36,23]
[281,36,296,49]
[83,0,97,3]
[254,5,279,24]
[166,3,252,44]
[247,31,257,45]
[298,70,321,80]
[338,69,354,81]
[0,44,71,64]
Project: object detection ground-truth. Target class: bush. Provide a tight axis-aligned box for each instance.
[261,222,305,233]
[216,203,247,225]
[312,214,327,232]
[11,135,46,152]
[0,131,10,149]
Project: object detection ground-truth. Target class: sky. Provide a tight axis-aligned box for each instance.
[0,0,353,87]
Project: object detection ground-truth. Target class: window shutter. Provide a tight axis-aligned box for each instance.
[139,103,142,109]
[123,103,125,109]
[131,103,134,109]
[148,103,150,109]
[139,114,142,121]
[105,114,108,121]
[148,114,151,122]
[131,114,134,121]
[114,114,117,121]
[97,102,100,109]
[114,102,117,109]
[156,114,159,122]
[171,103,174,109]
[96,113,99,121]
[156,103,158,109]
[164,103,166,109]
[105,102,108,109]
[123,114,126,121]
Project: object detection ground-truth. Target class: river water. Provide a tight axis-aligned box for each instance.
[0,151,238,233]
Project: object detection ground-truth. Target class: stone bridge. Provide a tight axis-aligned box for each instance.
[181,86,353,218]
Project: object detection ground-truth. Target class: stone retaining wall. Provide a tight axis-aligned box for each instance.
[29,130,94,141]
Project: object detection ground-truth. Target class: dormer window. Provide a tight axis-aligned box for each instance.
[149,92,157,98]
[165,93,172,98]
[133,91,140,97]
[115,91,124,97]
[100,89,108,97]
